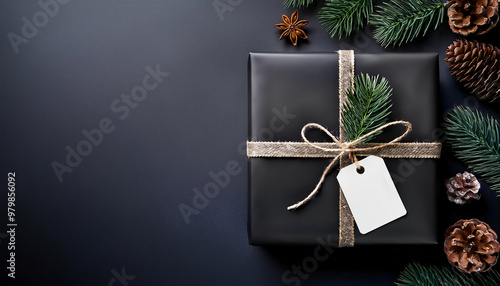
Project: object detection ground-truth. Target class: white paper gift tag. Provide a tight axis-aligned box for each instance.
[336,156,406,234]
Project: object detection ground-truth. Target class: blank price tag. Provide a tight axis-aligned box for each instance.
[336,156,406,234]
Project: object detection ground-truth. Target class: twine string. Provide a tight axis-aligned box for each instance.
[287,120,412,211]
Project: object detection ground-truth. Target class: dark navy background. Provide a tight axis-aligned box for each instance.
[1,0,499,285]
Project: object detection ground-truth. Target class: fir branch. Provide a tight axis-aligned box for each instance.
[283,0,316,8]
[342,73,392,142]
[370,0,446,48]
[396,262,500,286]
[443,106,500,196]
[318,0,374,39]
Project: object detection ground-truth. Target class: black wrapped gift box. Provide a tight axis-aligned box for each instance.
[248,52,440,246]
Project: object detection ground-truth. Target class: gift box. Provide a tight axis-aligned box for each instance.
[247,52,440,246]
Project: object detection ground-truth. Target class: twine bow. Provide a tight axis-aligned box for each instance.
[287,120,412,211]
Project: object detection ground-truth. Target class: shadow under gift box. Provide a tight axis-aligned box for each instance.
[248,52,440,246]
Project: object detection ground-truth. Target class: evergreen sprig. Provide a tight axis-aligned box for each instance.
[370,0,446,48]
[318,0,374,39]
[342,73,392,142]
[443,106,500,196]
[396,262,500,286]
[283,0,316,8]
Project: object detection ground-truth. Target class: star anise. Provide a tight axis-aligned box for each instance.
[274,11,308,46]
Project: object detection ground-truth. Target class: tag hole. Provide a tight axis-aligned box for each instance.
[356,166,365,174]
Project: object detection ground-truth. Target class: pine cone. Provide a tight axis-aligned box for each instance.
[448,0,499,36]
[445,39,500,103]
[445,172,481,205]
[444,219,500,273]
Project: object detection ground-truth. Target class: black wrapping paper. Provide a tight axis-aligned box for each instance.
[248,52,440,246]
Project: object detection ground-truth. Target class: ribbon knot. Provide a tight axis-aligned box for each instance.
[287,120,412,211]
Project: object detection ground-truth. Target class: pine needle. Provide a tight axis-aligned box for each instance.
[318,0,374,39]
[396,262,500,286]
[342,73,392,142]
[443,106,500,196]
[370,0,446,48]
[283,0,316,8]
